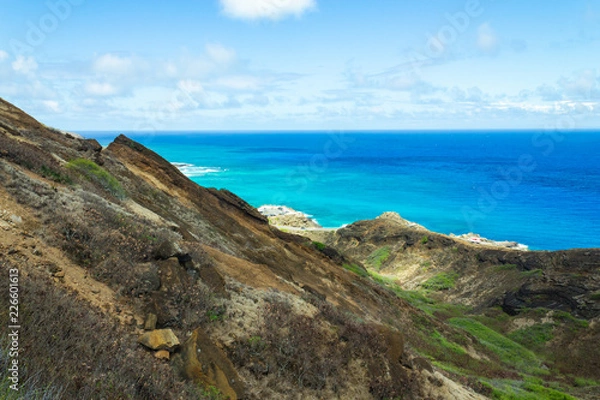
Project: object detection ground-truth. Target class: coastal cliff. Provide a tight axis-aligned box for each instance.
[0,97,599,399]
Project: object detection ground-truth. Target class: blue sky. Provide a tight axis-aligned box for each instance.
[1,0,599,131]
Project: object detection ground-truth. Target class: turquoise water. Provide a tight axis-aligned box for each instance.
[84,131,600,250]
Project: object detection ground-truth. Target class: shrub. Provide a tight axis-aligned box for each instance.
[312,241,326,251]
[67,158,125,198]
[231,294,407,399]
[40,165,73,185]
[420,235,429,244]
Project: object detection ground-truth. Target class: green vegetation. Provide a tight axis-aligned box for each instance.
[420,235,429,244]
[198,385,227,400]
[67,158,125,198]
[590,292,600,301]
[41,165,72,184]
[431,330,467,355]
[482,379,577,400]
[312,241,326,251]
[493,264,518,272]
[448,318,545,375]
[521,269,543,278]
[420,272,458,291]
[342,263,369,277]
[366,246,391,270]
[573,377,600,387]
[508,323,554,352]
[552,310,589,329]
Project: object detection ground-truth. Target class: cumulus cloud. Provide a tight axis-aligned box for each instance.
[42,100,62,113]
[477,23,498,52]
[12,55,38,75]
[220,0,316,21]
[0,50,8,62]
[93,53,136,75]
[85,82,119,96]
[558,69,598,99]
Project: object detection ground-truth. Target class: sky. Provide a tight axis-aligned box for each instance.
[0,0,599,131]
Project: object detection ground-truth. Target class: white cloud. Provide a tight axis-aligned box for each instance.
[85,82,119,96]
[0,50,8,62]
[42,100,62,113]
[220,0,316,21]
[477,23,498,52]
[93,53,135,75]
[558,69,598,99]
[205,43,236,65]
[177,79,205,94]
[214,75,260,90]
[12,55,38,75]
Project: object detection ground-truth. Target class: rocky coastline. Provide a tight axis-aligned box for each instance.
[258,205,529,251]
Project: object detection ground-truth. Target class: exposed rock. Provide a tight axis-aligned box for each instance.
[154,350,170,361]
[153,240,183,260]
[138,329,180,351]
[258,204,321,228]
[173,327,245,400]
[144,313,158,331]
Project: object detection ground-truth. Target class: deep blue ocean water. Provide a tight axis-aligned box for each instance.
[83,131,600,251]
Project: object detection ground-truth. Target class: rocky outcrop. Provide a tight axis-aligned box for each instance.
[316,214,600,318]
[173,327,245,400]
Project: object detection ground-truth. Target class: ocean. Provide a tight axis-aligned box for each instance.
[83,131,600,251]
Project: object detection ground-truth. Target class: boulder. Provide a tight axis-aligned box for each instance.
[153,240,183,260]
[138,329,180,351]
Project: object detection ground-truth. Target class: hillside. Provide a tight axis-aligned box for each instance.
[0,97,598,399]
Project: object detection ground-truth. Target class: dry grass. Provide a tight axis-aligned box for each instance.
[0,261,209,400]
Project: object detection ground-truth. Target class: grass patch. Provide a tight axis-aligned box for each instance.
[573,377,600,387]
[552,311,589,329]
[420,235,429,244]
[493,264,518,272]
[366,246,390,270]
[342,263,369,278]
[508,323,554,352]
[521,269,543,278]
[482,379,577,400]
[431,330,467,355]
[420,272,458,291]
[368,271,469,318]
[448,318,546,375]
[590,292,600,301]
[67,158,125,198]
[312,241,326,251]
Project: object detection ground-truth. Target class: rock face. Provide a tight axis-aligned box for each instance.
[138,329,180,351]
[173,327,245,400]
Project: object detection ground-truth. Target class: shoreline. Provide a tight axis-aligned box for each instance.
[258,204,530,251]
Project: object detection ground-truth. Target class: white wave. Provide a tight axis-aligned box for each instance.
[172,162,225,177]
